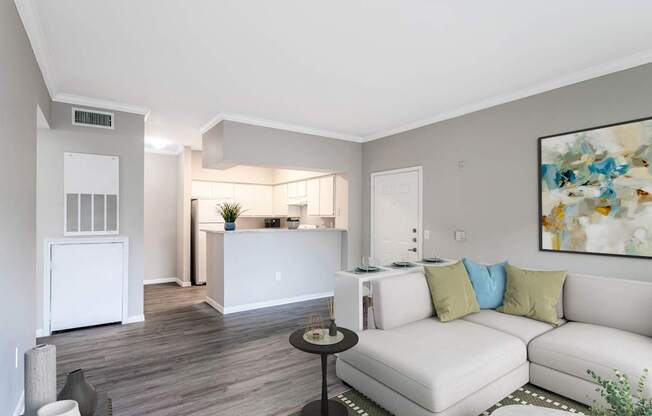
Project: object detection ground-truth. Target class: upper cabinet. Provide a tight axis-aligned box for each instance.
[307,179,320,216]
[273,184,288,216]
[191,175,337,218]
[191,181,212,199]
[211,182,234,199]
[319,176,335,216]
[287,180,308,204]
[192,181,234,200]
[234,184,272,216]
[306,175,335,217]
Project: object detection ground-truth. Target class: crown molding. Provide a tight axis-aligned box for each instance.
[364,48,652,141]
[53,93,150,116]
[14,0,56,97]
[200,112,364,142]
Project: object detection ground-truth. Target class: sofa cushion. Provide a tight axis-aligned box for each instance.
[564,273,652,337]
[462,310,563,345]
[371,272,434,330]
[528,322,652,397]
[462,258,507,309]
[498,264,566,326]
[338,318,526,413]
[424,262,480,322]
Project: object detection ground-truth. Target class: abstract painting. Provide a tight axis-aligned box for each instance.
[539,117,652,258]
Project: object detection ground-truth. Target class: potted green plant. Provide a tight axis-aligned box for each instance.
[587,368,651,416]
[217,202,245,231]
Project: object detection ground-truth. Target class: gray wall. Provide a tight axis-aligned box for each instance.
[37,102,145,330]
[144,153,178,280]
[203,121,362,267]
[0,1,51,414]
[362,63,652,281]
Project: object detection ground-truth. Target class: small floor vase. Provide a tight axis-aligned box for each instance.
[58,369,97,416]
[224,222,236,231]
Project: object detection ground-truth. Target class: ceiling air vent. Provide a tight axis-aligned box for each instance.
[72,107,114,129]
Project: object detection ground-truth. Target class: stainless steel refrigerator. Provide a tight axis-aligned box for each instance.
[191,199,225,285]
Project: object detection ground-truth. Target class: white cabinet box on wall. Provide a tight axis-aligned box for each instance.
[319,175,335,216]
[64,152,119,235]
[43,237,129,335]
[191,181,212,199]
[287,180,307,204]
[306,175,335,216]
[307,179,320,216]
[234,184,273,216]
[273,184,288,216]
[192,181,235,200]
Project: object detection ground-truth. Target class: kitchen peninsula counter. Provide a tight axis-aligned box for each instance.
[204,228,345,314]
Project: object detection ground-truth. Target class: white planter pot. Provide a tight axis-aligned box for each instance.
[37,400,81,416]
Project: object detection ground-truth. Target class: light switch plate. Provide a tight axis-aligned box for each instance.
[424,230,430,240]
[454,230,466,241]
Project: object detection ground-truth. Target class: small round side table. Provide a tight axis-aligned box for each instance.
[289,327,359,416]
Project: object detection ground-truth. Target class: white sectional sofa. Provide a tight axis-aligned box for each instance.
[336,271,652,416]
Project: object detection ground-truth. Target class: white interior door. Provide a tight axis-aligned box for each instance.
[371,168,422,265]
[50,242,123,331]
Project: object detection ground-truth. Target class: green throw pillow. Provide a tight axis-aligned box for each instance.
[497,264,566,326]
[424,262,480,322]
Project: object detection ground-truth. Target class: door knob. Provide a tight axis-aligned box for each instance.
[408,248,417,252]
[412,228,417,233]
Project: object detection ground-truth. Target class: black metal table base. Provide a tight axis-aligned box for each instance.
[300,399,348,416]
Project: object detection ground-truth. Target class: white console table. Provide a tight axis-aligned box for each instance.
[334,260,456,332]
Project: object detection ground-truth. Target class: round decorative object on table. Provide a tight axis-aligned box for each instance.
[58,369,97,416]
[37,400,81,416]
[290,327,358,416]
[491,405,574,415]
[303,329,344,345]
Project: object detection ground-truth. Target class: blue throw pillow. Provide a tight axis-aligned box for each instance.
[462,258,507,309]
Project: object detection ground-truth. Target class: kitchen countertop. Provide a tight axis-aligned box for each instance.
[201,228,347,234]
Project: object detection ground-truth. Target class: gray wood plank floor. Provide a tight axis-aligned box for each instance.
[38,284,349,416]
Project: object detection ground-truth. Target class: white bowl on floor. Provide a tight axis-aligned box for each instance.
[37,400,81,416]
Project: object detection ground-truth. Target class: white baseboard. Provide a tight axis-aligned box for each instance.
[176,278,191,287]
[143,277,178,285]
[206,291,333,315]
[205,296,224,313]
[123,314,145,324]
[13,390,24,416]
[36,328,49,338]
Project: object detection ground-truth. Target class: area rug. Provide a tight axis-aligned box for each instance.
[291,384,590,415]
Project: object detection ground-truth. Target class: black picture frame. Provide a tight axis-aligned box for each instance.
[538,115,652,260]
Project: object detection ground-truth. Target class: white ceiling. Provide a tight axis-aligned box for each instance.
[19,0,652,150]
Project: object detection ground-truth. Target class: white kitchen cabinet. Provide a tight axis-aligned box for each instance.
[319,175,335,216]
[210,182,234,199]
[273,184,288,216]
[192,181,212,199]
[234,184,272,216]
[287,181,297,199]
[256,185,273,216]
[296,180,307,197]
[307,179,320,216]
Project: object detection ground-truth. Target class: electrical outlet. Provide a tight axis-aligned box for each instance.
[458,160,465,171]
[15,346,18,368]
[275,272,282,281]
[424,230,430,240]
